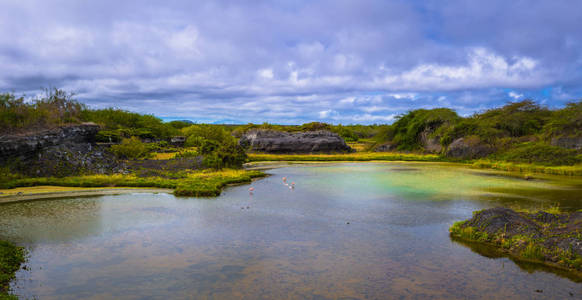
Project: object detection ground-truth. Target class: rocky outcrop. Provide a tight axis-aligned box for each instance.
[239,129,352,153]
[0,123,100,162]
[14,143,125,177]
[551,136,582,150]
[451,208,582,273]
[374,142,396,152]
[445,136,494,159]
[0,123,125,176]
[419,129,442,153]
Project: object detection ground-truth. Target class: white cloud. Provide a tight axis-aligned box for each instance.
[318,109,338,119]
[380,48,544,90]
[258,68,274,79]
[508,91,523,99]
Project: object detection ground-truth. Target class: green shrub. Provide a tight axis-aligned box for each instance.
[95,130,122,143]
[389,108,459,150]
[300,122,331,131]
[543,101,582,137]
[109,137,149,159]
[0,89,85,134]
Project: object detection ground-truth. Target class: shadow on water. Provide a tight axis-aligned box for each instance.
[450,236,582,283]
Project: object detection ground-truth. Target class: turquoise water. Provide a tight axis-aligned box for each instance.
[1,163,581,299]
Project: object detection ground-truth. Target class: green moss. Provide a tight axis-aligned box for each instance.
[0,241,25,299]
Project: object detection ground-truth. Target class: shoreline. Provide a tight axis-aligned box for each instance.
[0,187,173,204]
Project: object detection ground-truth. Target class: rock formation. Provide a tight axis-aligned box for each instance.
[445,136,494,159]
[0,123,124,176]
[239,129,352,153]
[0,123,100,162]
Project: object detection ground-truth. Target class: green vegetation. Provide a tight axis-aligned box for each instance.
[472,160,582,176]
[0,241,25,300]
[0,169,265,197]
[389,108,459,150]
[110,137,150,160]
[491,142,580,166]
[0,89,84,134]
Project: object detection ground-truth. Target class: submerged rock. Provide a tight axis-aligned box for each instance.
[239,129,352,153]
[451,207,582,273]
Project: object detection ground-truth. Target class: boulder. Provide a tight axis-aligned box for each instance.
[445,136,494,159]
[239,129,352,153]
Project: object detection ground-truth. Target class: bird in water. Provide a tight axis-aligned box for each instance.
[248,187,254,195]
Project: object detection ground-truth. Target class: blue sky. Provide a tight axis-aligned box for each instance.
[1,0,581,124]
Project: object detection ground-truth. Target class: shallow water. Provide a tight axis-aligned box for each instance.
[1,162,581,299]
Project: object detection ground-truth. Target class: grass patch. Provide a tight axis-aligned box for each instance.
[247,152,441,162]
[472,160,582,176]
[0,241,25,300]
[151,147,198,160]
[0,169,265,197]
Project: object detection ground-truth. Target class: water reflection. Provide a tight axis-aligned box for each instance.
[0,163,581,299]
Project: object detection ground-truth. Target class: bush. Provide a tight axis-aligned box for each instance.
[543,101,582,137]
[390,108,460,150]
[0,89,85,134]
[300,122,331,131]
[182,124,229,144]
[95,130,122,143]
[331,124,359,142]
[109,137,149,159]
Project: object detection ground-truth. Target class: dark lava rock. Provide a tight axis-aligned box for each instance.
[445,136,495,159]
[464,207,542,238]
[13,143,125,177]
[0,123,100,163]
[0,123,128,177]
[454,207,582,273]
[239,129,352,153]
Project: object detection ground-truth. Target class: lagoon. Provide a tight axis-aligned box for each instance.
[1,163,581,299]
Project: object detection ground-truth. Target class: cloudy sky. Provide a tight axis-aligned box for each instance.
[1,0,581,124]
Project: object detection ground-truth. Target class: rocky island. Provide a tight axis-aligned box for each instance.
[450,207,582,275]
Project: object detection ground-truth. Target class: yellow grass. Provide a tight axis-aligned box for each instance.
[247,152,441,162]
[151,147,198,160]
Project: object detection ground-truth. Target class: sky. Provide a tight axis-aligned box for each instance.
[1,0,582,124]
